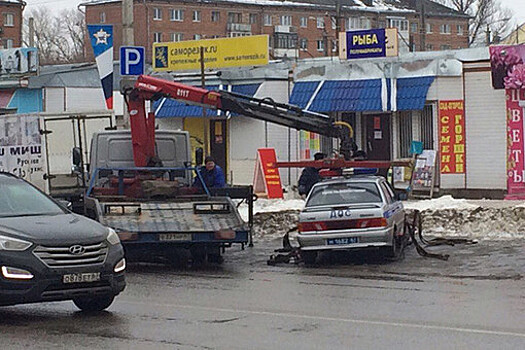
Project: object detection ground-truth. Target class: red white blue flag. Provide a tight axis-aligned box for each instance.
[88,24,114,110]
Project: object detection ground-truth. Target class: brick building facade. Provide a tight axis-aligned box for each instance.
[83,0,469,62]
[0,0,24,49]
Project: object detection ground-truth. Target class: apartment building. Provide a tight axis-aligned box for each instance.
[82,0,470,62]
[0,0,24,49]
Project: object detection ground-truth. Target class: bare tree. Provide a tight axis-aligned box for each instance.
[435,0,513,46]
[23,7,86,65]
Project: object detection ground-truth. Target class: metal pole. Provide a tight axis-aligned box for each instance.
[287,69,292,186]
[122,0,134,129]
[200,47,209,155]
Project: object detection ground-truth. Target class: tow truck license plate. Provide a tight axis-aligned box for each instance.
[159,233,192,241]
[327,237,359,245]
[63,273,101,284]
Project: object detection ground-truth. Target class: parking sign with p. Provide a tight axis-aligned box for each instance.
[120,46,145,76]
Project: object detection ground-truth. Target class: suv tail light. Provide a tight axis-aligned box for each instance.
[298,218,387,232]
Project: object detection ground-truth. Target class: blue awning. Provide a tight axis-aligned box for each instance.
[310,80,383,113]
[289,77,435,113]
[395,76,435,111]
[154,83,260,118]
[289,81,320,109]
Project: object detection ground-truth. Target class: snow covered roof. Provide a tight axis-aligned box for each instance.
[80,0,413,14]
[0,0,25,5]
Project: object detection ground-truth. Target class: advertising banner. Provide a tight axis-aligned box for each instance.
[153,35,269,72]
[489,44,525,90]
[0,114,46,190]
[438,100,466,174]
[505,89,525,198]
[339,28,398,60]
[0,47,38,77]
[299,131,321,160]
[253,148,283,199]
[88,24,114,109]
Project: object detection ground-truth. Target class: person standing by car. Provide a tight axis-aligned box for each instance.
[298,152,325,197]
[194,156,226,189]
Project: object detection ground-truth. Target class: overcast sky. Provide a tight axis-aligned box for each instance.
[24,0,525,24]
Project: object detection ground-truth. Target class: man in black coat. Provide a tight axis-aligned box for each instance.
[298,152,325,197]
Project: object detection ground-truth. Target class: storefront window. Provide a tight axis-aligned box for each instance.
[399,111,412,158]
[421,105,434,149]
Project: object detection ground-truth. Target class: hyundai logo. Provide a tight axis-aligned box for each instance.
[69,245,86,255]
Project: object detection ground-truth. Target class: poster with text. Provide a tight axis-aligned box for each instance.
[439,100,466,174]
[0,114,46,191]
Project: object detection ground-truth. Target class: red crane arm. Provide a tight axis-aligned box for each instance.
[126,75,223,167]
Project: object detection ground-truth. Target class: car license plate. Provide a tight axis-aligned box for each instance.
[327,237,359,245]
[63,273,101,284]
[159,233,192,242]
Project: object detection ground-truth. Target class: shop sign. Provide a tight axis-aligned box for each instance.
[490,44,525,90]
[253,148,283,199]
[439,100,466,174]
[339,28,398,60]
[506,89,525,198]
[153,35,269,71]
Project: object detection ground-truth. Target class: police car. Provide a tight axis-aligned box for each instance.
[297,175,406,264]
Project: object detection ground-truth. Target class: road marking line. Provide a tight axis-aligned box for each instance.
[120,299,525,339]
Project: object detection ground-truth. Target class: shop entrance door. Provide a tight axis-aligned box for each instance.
[365,114,391,161]
[210,119,227,175]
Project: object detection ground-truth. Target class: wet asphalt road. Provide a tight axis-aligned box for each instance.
[1,239,525,350]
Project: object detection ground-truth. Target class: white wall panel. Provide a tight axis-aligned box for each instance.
[44,88,65,112]
[464,70,506,189]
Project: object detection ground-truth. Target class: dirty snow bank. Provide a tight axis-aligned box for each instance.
[240,196,525,241]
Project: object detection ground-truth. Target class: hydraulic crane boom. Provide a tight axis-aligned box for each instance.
[125,75,355,167]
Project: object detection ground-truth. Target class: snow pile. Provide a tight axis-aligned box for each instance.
[403,195,478,211]
[241,196,525,241]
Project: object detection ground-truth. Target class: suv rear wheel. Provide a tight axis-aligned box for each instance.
[383,227,406,260]
[73,295,115,312]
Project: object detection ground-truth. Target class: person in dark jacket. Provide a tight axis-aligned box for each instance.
[298,152,325,197]
[193,156,226,189]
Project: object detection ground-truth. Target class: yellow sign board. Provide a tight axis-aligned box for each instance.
[153,35,269,71]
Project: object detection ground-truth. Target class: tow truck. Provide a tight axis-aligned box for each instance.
[84,75,402,265]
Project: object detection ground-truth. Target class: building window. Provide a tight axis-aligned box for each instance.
[153,32,162,43]
[388,17,408,31]
[331,16,337,30]
[440,44,451,50]
[345,17,371,30]
[426,43,433,50]
[228,12,242,24]
[399,111,413,158]
[194,34,202,40]
[440,24,451,34]
[263,14,272,26]
[280,15,292,26]
[426,23,432,33]
[211,11,220,22]
[228,32,250,37]
[421,105,434,149]
[410,22,418,34]
[170,9,183,21]
[99,11,106,24]
[316,17,324,29]
[300,17,307,28]
[4,39,13,48]
[171,32,183,42]
[300,38,308,50]
[274,33,297,49]
[249,13,257,24]
[211,35,220,39]
[153,8,162,21]
[317,39,324,51]
[193,10,201,22]
[332,39,338,52]
[457,24,464,35]
[3,13,14,27]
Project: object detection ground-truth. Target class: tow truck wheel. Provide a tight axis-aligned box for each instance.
[73,295,115,312]
[301,250,317,266]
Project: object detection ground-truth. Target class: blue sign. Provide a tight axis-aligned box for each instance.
[342,28,397,60]
[120,46,145,76]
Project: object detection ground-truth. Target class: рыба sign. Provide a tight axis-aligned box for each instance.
[339,28,398,60]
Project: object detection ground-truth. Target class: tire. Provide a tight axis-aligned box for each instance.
[73,295,115,312]
[301,250,318,266]
[383,227,405,260]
